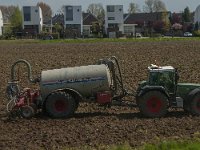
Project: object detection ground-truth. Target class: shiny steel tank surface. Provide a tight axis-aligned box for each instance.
[40,64,112,99]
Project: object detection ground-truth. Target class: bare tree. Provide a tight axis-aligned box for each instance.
[143,0,166,13]
[0,5,17,23]
[128,2,141,14]
[143,0,154,13]
[153,0,166,12]
[37,2,52,23]
[57,5,65,14]
[87,3,105,23]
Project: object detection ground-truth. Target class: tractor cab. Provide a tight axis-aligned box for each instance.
[147,64,178,94]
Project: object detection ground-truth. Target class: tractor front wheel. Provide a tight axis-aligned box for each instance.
[138,91,168,118]
[190,94,200,115]
[45,91,75,118]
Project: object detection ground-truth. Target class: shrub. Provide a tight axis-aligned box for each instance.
[37,32,60,40]
[51,33,60,39]
[193,30,200,37]
[151,33,162,37]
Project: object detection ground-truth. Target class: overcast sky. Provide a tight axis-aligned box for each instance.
[0,0,199,14]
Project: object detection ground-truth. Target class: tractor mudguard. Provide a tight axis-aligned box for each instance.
[186,88,200,104]
[136,85,169,98]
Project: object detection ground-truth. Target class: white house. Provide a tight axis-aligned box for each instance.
[194,5,200,28]
[64,5,82,36]
[0,9,3,36]
[105,5,124,36]
[22,6,43,34]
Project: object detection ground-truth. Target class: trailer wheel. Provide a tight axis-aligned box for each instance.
[20,106,35,119]
[138,91,168,118]
[45,91,75,118]
[30,103,37,114]
[190,94,200,115]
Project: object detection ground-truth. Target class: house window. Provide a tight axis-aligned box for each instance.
[108,17,115,20]
[66,6,73,21]
[66,24,81,30]
[35,9,38,13]
[23,6,31,21]
[107,6,115,12]
[108,23,119,29]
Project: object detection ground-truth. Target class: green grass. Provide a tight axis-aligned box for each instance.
[0,37,200,44]
[61,139,200,150]
[141,140,200,150]
[109,140,200,150]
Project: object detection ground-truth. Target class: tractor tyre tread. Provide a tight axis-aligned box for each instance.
[138,91,168,118]
[190,93,200,116]
[45,91,76,118]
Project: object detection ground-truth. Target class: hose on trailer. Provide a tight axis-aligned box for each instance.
[98,56,130,100]
[7,59,40,102]
[11,59,39,83]
[109,56,126,97]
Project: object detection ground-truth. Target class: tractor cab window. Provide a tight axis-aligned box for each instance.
[148,72,160,85]
[148,71,175,93]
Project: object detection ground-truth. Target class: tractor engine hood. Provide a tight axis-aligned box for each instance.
[176,83,200,98]
[177,83,200,89]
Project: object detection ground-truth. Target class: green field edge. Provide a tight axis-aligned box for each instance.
[0,37,200,44]
[59,136,200,150]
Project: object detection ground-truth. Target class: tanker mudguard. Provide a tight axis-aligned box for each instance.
[137,85,169,98]
[45,88,83,101]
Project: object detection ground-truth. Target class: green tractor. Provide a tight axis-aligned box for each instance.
[136,64,200,117]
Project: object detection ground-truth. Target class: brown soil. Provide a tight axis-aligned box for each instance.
[0,40,200,149]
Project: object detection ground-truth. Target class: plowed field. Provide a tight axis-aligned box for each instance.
[0,40,200,149]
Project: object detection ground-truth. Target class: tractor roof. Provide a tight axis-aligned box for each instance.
[148,64,174,72]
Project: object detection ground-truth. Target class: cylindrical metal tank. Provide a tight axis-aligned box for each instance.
[40,64,112,99]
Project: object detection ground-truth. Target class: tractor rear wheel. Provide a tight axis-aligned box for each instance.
[45,91,75,118]
[138,91,168,118]
[190,94,200,115]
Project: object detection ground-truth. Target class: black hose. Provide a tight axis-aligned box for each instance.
[11,59,38,83]
[109,56,127,100]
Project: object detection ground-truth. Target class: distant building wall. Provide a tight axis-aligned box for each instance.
[22,6,43,33]
[105,5,124,34]
[64,5,82,34]
[0,9,3,35]
[194,5,200,28]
